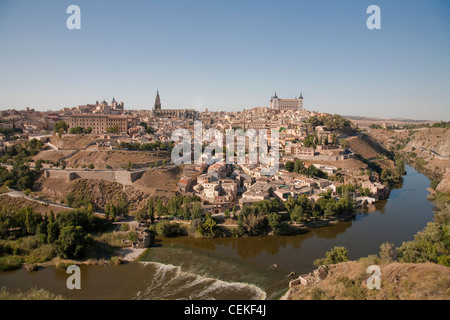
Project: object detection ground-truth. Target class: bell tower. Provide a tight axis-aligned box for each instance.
[154,90,161,111]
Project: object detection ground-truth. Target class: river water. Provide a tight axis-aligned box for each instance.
[0,166,435,300]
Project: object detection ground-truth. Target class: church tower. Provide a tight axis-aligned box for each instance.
[154,90,161,111]
[299,92,303,110]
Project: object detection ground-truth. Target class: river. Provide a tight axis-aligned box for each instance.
[0,165,435,300]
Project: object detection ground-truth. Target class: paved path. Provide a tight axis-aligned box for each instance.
[4,189,104,216]
[418,147,450,159]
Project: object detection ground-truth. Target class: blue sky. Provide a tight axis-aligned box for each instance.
[0,0,449,120]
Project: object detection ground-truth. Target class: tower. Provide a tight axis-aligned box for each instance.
[270,92,279,110]
[154,90,161,111]
[299,92,303,110]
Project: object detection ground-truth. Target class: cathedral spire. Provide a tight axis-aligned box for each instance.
[154,90,161,111]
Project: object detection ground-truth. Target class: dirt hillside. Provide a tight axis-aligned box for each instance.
[287,261,450,300]
[34,166,183,211]
[368,128,450,190]
[133,166,183,193]
[0,195,67,214]
[49,135,100,150]
[346,134,388,160]
[33,150,75,163]
[65,150,170,169]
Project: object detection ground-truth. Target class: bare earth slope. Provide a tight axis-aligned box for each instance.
[49,135,100,150]
[287,261,450,300]
[65,150,170,169]
[368,127,450,191]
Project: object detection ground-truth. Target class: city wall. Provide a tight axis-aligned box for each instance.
[44,168,146,186]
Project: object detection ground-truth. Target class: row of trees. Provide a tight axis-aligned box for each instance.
[145,191,357,239]
[301,133,336,148]
[135,195,203,222]
[234,194,355,237]
[396,191,450,267]
[379,156,405,186]
[0,206,112,259]
[104,201,129,220]
[0,139,44,164]
[69,126,92,134]
[115,141,171,151]
[285,193,355,221]
[0,139,45,191]
[306,114,353,131]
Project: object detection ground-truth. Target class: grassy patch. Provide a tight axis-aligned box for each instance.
[25,244,55,264]
[0,287,65,300]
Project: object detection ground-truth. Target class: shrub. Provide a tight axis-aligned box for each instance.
[152,220,187,237]
[25,244,55,264]
[314,246,349,266]
[110,256,122,266]
[120,224,130,232]
[0,255,24,272]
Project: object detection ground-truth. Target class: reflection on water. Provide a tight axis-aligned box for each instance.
[0,166,435,300]
[146,165,434,276]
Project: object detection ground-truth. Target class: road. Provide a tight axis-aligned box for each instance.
[4,189,105,216]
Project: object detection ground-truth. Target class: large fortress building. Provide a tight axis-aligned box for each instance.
[270,92,304,111]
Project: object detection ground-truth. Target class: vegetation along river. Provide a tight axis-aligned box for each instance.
[0,165,435,300]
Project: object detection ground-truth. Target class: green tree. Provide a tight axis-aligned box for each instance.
[37,213,49,243]
[167,196,182,217]
[268,212,282,235]
[147,197,155,223]
[69,127,84,134]
[126,161,134,171]
[84,126,93,134]
[314,246,349,266]
[134,209,148,222]
[191,202,202,220]
[24,207,36,235]
[34,160,43,172]
[47,211,59,244]
[379,242,397,263]
[155,198,165,217]
[285,196,296,214]
[294,159,304,174]
[106,125,120,134]
[17,175,32,191]
[55,225,90,259]
[284,161,294,172]
[54,121,68,134]
[290,205,304,222]
[198,214,217,238]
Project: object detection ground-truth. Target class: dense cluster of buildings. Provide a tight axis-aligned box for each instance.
[0,90,388,214]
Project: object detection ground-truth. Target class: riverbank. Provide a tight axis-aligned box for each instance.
[0,165,438,300]
[118,247,147,262]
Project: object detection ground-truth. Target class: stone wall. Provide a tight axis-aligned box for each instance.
[45,168,146,186]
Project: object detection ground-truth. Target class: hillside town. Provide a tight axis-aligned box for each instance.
[0,92,397,227]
